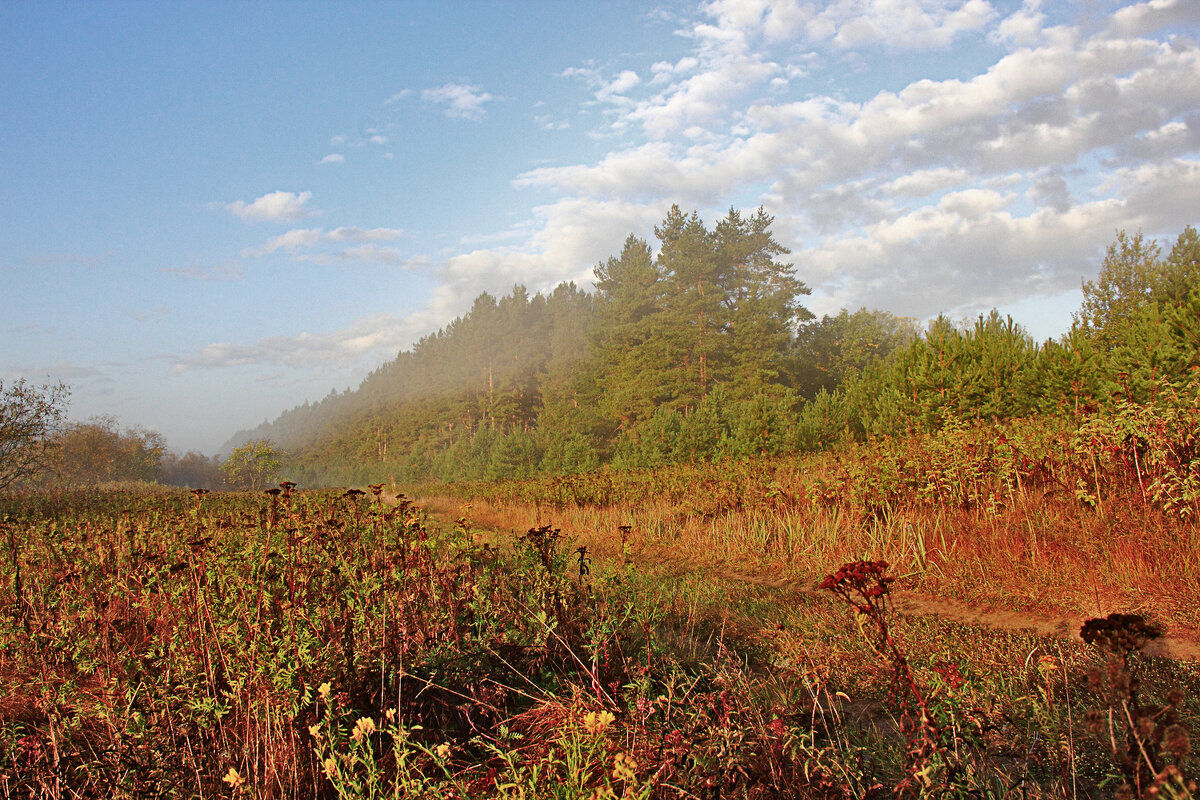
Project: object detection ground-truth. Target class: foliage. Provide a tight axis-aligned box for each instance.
[0,379,69,491]
[789,308,919,399]
[1080,613,1195,798]
[48,415,167,486]
[2,456,1198,798]
[221,438,284,490]
[215,224,1199,487]
[161,449,227,489]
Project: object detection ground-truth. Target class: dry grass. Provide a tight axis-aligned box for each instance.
[412,443,1200,644]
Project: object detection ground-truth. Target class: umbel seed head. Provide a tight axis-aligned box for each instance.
[1080,613,1162,655]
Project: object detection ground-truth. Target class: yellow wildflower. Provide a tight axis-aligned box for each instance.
[612,752,637,782]
[351,716,377,743]
[583,709,615,735]
[435,742,451,759]
[318,681,332,702]
[222,767,246,788]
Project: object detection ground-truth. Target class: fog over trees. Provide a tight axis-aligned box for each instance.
[215,211,1199,488]
[8,210,1193,490]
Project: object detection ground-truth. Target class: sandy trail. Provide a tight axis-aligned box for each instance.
[408,493,1200,662]
[663,565,1200,662]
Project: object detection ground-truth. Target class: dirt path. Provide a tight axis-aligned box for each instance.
[410,494,1200,663]
[703,565,1200,661]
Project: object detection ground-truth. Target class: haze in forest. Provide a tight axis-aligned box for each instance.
[2,0,1198,454]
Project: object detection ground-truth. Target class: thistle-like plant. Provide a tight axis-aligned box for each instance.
[1080,613,1194,798]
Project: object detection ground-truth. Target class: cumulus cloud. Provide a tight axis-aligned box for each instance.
[990,0,1047,46]
[702,0,997,50]
[193,0,1200,378]
[491,0,1200,342]
[319,153,345,165]
[1105,0,1200,39]
[421,83,494,120]
[225,190,318,223]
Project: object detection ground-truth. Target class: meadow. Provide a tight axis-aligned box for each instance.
[1,409,1197,799]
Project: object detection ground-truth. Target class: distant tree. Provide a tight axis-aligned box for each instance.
[1161,225,1200,303]
[1072,226,1200,401]
[789,308,918,399]
[591,234,669,432]
[1076,230,1163,347]
[713,206,812,392]
[162,450,226,489]
[53,416,167,485]
[0,379,69,490]
[221,439,284,490]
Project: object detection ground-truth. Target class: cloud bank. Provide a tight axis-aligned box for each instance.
[186,0,1200,374]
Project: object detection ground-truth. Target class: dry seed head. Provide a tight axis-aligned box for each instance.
[1163,724,1191,760]
[1080,613,1162,654]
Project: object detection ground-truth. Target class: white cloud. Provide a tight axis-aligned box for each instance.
[242,228,323,258]
[383,89,411,105]
[990,0,1047,46]
[882,167,975,197]
[598,70,641,103]
[480,0,1200,344]
[242,227,408,258]
[319,153,345,165]
[225,190,318,223]
[421,83,494,121]
[325,227,405,242]
[702,0,997,50]
[1106,0,1200,39]
[368,135,388,145]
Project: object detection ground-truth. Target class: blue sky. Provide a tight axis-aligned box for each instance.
[2,0,1198,454]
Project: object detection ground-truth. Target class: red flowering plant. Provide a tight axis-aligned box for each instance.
[821,560,960,796]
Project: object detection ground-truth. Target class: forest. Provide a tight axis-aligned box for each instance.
[223,209,1200,489]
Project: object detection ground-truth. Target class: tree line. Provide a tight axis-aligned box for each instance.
[4,212,1195,490]
[0,401,285,491]
[226,211,1198,486]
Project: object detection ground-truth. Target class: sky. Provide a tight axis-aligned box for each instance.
[2,0,1198,455]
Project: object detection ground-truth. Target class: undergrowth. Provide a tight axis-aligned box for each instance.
[1,486,1197,797]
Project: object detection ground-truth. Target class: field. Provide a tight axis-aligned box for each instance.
[1,423,1198,799]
